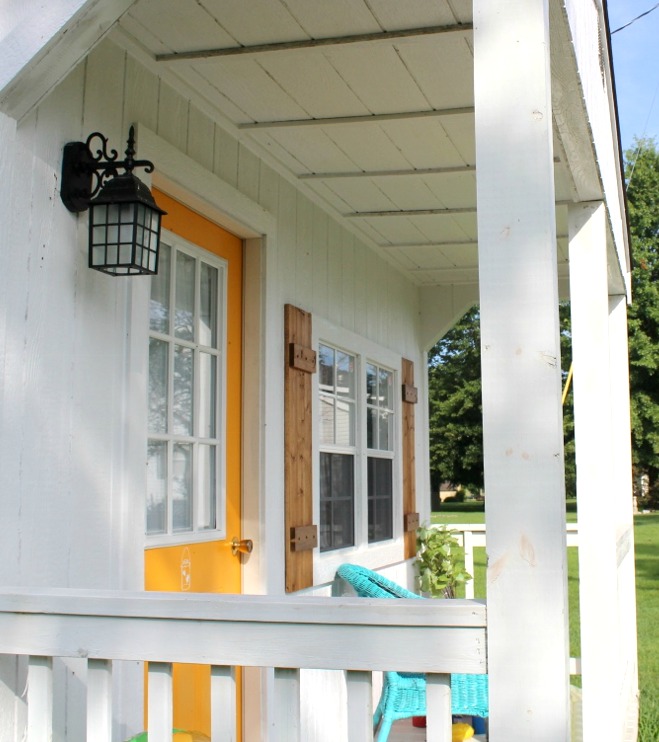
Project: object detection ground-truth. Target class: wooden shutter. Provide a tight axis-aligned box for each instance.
[284,304,318,592]
[402,358,419,560]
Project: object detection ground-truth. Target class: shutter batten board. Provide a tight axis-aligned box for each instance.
[284,304,315,592]
[402,359,417,559]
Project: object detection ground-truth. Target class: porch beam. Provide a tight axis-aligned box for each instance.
[239,106,474,130]
[474,1,570,740]
[156,23,473,63]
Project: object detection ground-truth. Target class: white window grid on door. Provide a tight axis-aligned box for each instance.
[146,232,228,547]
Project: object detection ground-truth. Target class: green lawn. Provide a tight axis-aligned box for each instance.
[432,504,659,739]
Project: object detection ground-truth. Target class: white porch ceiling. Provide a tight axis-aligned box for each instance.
[118,0,583,287]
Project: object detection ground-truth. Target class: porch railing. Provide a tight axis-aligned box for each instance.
[442,522,579,599]
[0,587,487,742]
[441,522,581,674]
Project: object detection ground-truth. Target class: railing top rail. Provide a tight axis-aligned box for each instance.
[431,522,579,533]
[0,589,487,674]
[0,588,486,627]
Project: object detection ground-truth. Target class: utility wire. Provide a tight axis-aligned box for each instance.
[612,3,659,34]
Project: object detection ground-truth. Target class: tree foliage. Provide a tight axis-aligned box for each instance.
[625,139,659,506]
[428,304,576,501]
[428,307,483,496]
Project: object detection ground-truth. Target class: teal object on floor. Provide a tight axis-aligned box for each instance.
[336,563,489,742]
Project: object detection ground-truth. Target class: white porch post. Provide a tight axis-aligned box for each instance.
[474,1,570,739]
[568,203,638,740]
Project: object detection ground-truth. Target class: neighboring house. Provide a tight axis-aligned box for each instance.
[0,1,637,740]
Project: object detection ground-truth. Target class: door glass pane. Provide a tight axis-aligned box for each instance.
[148,338,168,434]
[173,345,194,435]
[172,443,192,532]
[175,251,195,341]
[199,352,217,439]
[150,242,170,332]
[147,441,167,535]
[197,444,216,530]
[200,263,218,347]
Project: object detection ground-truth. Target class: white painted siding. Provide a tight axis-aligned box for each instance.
[0,36,481,739]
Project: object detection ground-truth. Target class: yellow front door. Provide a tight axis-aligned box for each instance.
[145,190,243,738]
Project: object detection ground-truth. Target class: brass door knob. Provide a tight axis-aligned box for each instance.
[231,538,254,556]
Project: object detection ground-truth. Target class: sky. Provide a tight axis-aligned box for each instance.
[607,1,659,155]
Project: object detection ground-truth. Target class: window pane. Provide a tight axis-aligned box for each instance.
[199,352,217,438]
[175,251,195,341]
[367,407,377,449]
[335,399,354,447]
[197,444,216,530]
[199,263,218,347]
[172,443,192,532]
[379,367,394,409]
[379,410,393,452]
[336,351,355,399]
[148,338,168,434]
[319,452,354,552]
[147,441,167,535]
[366,363,377,405]
[368,457,393,543]
[173,345,194,436]
[319,395,335,446]
[150,242,170,332]
[319,344,334,392]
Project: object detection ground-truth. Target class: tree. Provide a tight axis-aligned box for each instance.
[428,303,576,504]
[428,306,484,498]
[625,139,659,507]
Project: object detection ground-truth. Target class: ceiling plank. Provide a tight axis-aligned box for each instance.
[156,23,473,62]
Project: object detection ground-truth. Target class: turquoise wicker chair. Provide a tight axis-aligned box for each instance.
[336,563,488,742]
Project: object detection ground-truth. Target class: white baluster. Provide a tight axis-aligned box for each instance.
[273,667,300,742]
[426,673,451,742]
[27,655,53,742]
[346,670,373,740]
[210,665,236,741]
[147,662,172,742]
[463,529,475,599]
[87,659,112,742]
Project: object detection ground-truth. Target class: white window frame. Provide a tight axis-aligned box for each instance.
[146,229,228,548]
[312,317,404,585]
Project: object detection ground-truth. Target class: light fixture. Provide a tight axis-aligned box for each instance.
[61,126,166,276]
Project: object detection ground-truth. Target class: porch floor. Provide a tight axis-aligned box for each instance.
[388,718,487,741]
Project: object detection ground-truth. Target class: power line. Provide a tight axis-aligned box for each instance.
[612,3,659,34]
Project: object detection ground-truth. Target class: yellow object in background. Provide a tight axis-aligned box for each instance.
[452,722,475,741]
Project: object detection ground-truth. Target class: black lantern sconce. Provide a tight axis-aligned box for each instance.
[61,126,166,276]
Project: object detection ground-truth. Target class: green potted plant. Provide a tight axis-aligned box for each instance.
[412,525,473,728]
[414,524,471,599]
